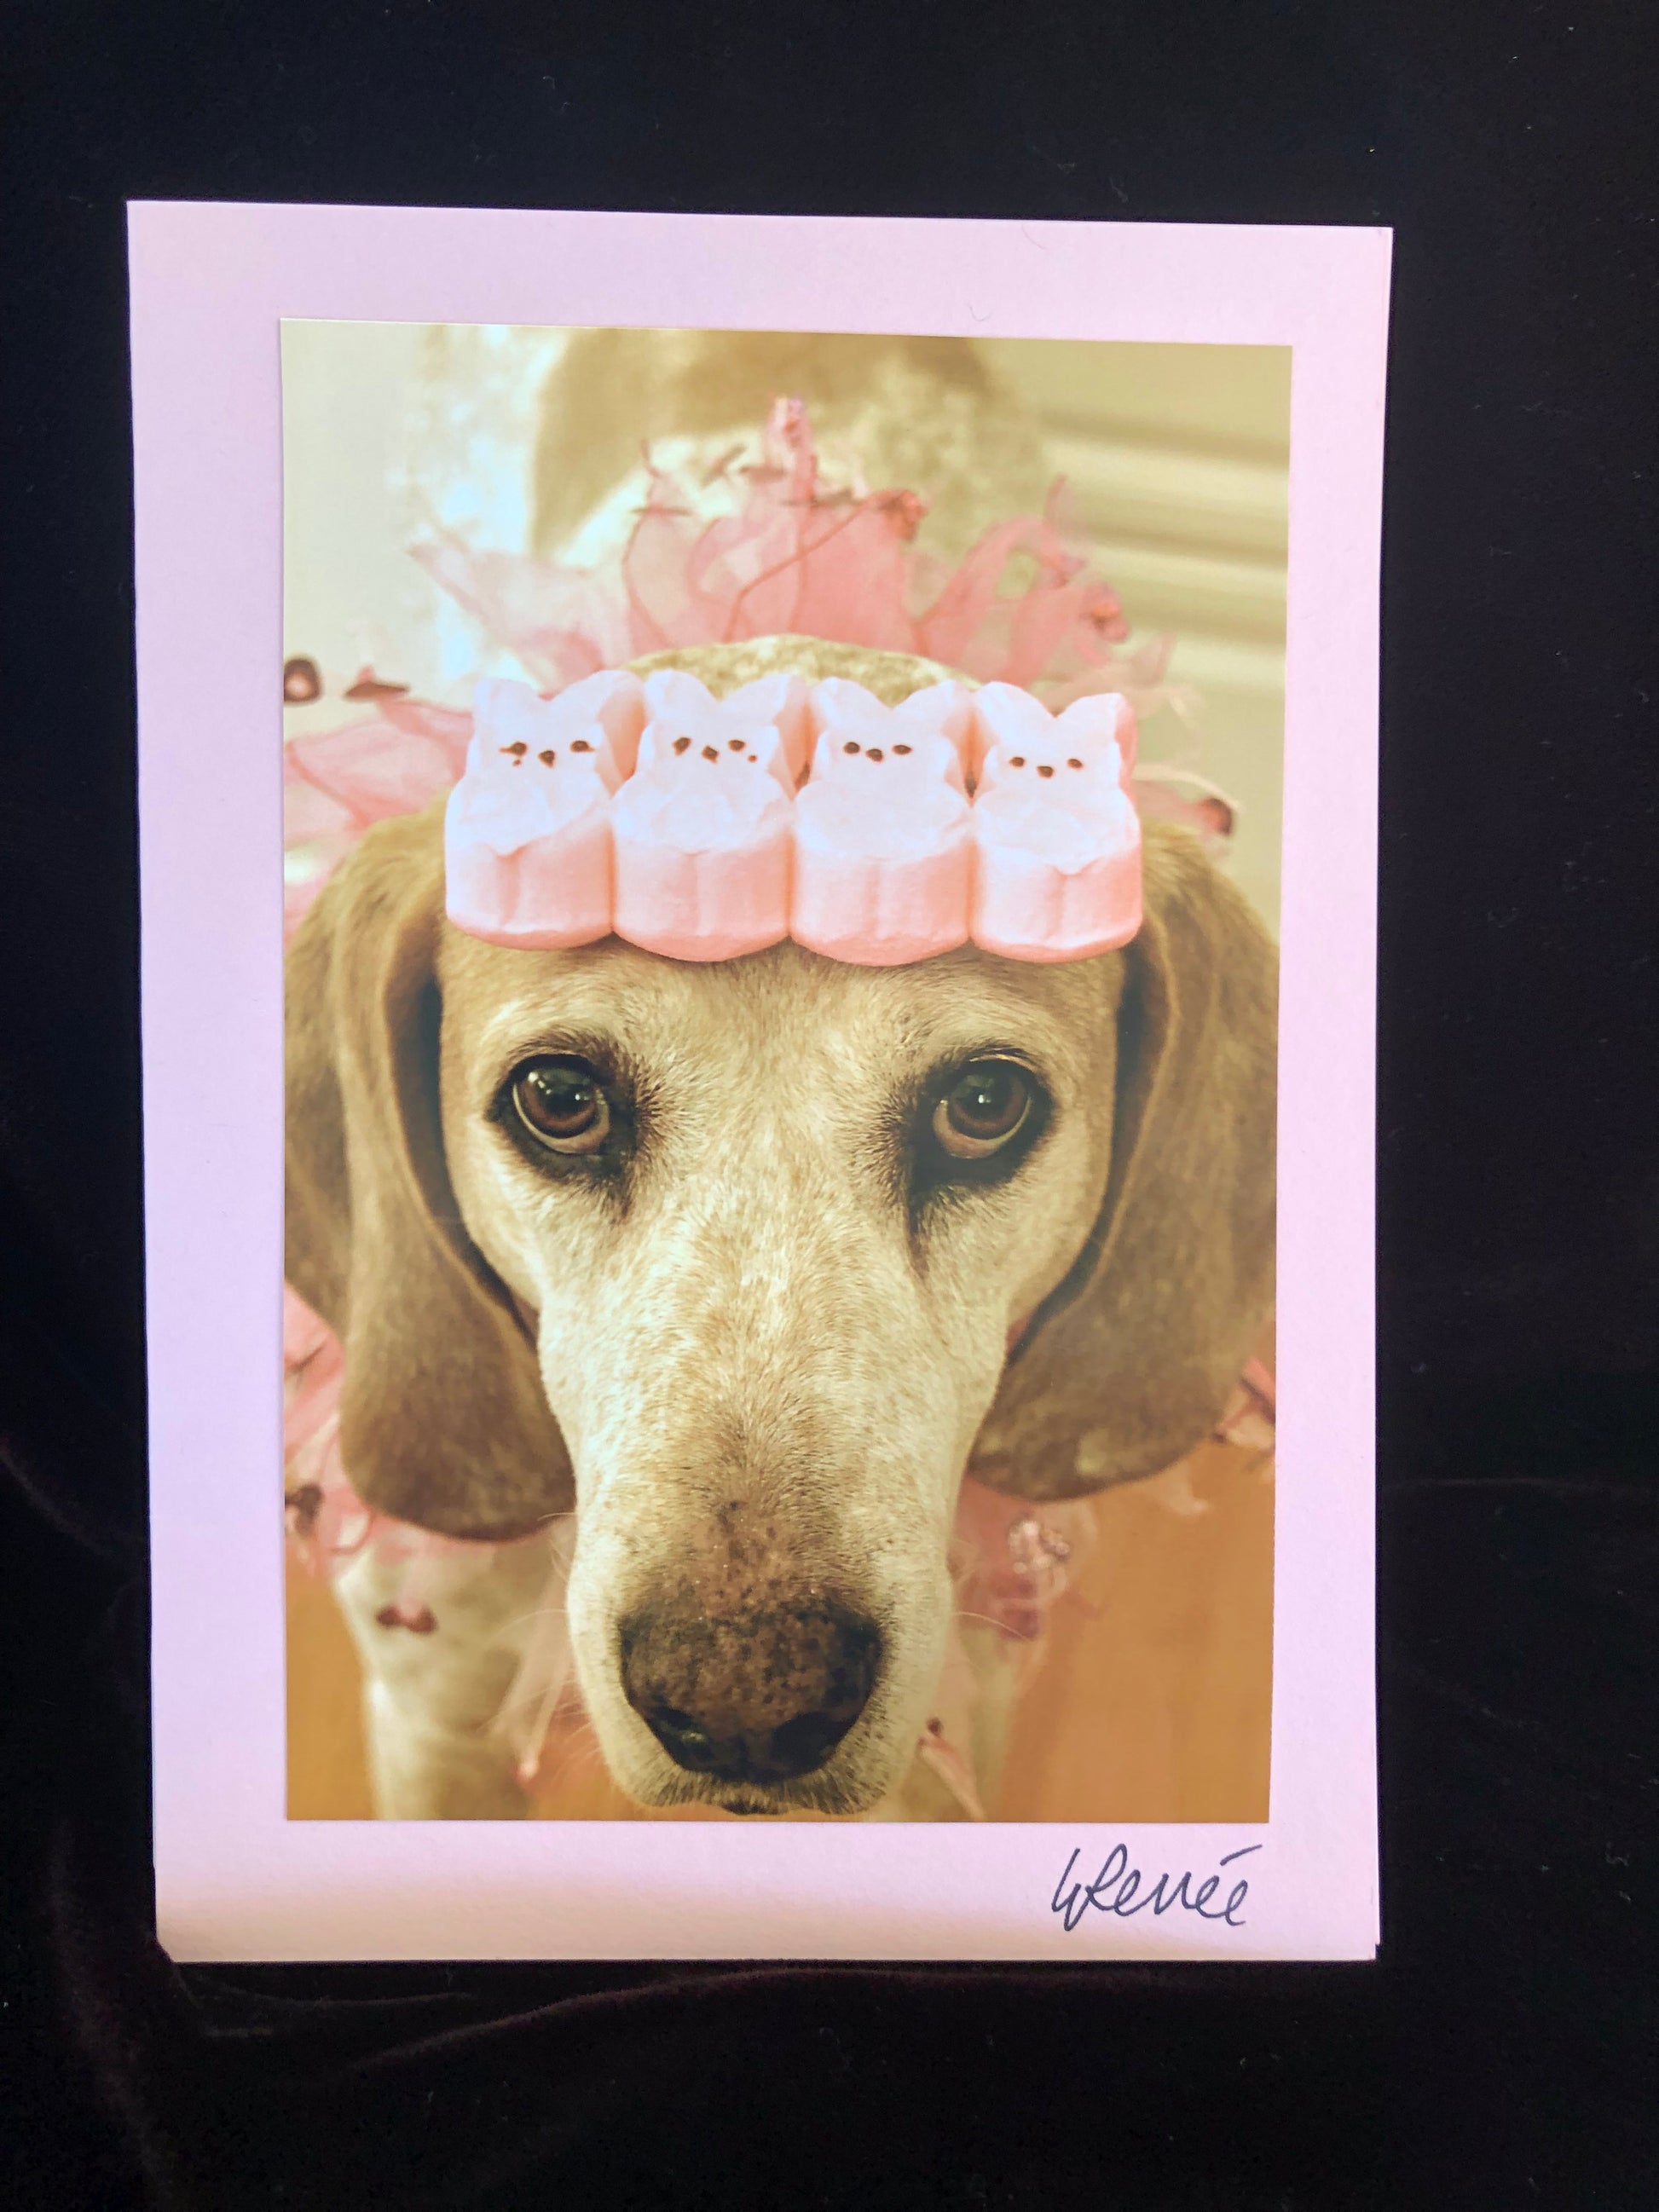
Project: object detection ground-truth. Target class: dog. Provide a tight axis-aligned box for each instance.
[286,633,1277,1821]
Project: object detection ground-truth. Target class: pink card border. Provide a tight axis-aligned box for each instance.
[130,204,1390,1962]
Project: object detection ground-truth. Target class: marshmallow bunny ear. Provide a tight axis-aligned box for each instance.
[285,806,573,1538]
[967,818,1277,1501]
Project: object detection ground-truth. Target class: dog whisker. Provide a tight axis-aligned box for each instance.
[952,1606,1031,1637]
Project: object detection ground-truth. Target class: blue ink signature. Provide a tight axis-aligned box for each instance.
[1050,1842,1263,1933]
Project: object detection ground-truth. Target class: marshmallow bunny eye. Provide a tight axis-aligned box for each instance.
[930,1058,1038,1163]
[509,1056,612,1155]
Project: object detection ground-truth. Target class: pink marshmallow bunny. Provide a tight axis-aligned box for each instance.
[968,687,1142,962]
[443,675,642,949]
[792,681,974,964]
[611,679,796,961]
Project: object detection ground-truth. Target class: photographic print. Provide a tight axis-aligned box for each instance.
[133,207,1386,1958]
[280,325,1285,1830]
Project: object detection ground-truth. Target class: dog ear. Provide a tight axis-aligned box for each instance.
[969,821,1277,1501]
[286,803,574,1537]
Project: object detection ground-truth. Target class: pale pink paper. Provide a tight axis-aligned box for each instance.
[130,203,1388,1964]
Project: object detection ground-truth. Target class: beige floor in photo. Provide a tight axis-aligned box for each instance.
[286,1428,1273,1825]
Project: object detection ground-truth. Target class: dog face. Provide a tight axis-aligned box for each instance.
[436,933,1124,1813]
[285,640,1277,1817]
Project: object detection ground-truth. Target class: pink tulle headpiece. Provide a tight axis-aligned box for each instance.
[283,396,1235,948]
[411,394,1146,697]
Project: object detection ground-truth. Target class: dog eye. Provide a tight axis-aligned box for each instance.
[931,1060,1035,1160]
[511,1058,610,1154]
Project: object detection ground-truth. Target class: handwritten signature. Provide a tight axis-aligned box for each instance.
[1050,1842,1263,1933]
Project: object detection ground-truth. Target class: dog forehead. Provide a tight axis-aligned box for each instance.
[438,927,1119,1091]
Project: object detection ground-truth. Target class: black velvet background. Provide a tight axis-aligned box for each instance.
[3,4,1655,2204]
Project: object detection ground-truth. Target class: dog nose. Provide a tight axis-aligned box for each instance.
[620,1602,882,1784]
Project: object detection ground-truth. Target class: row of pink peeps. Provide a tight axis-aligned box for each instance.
[445,665,1143,966]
